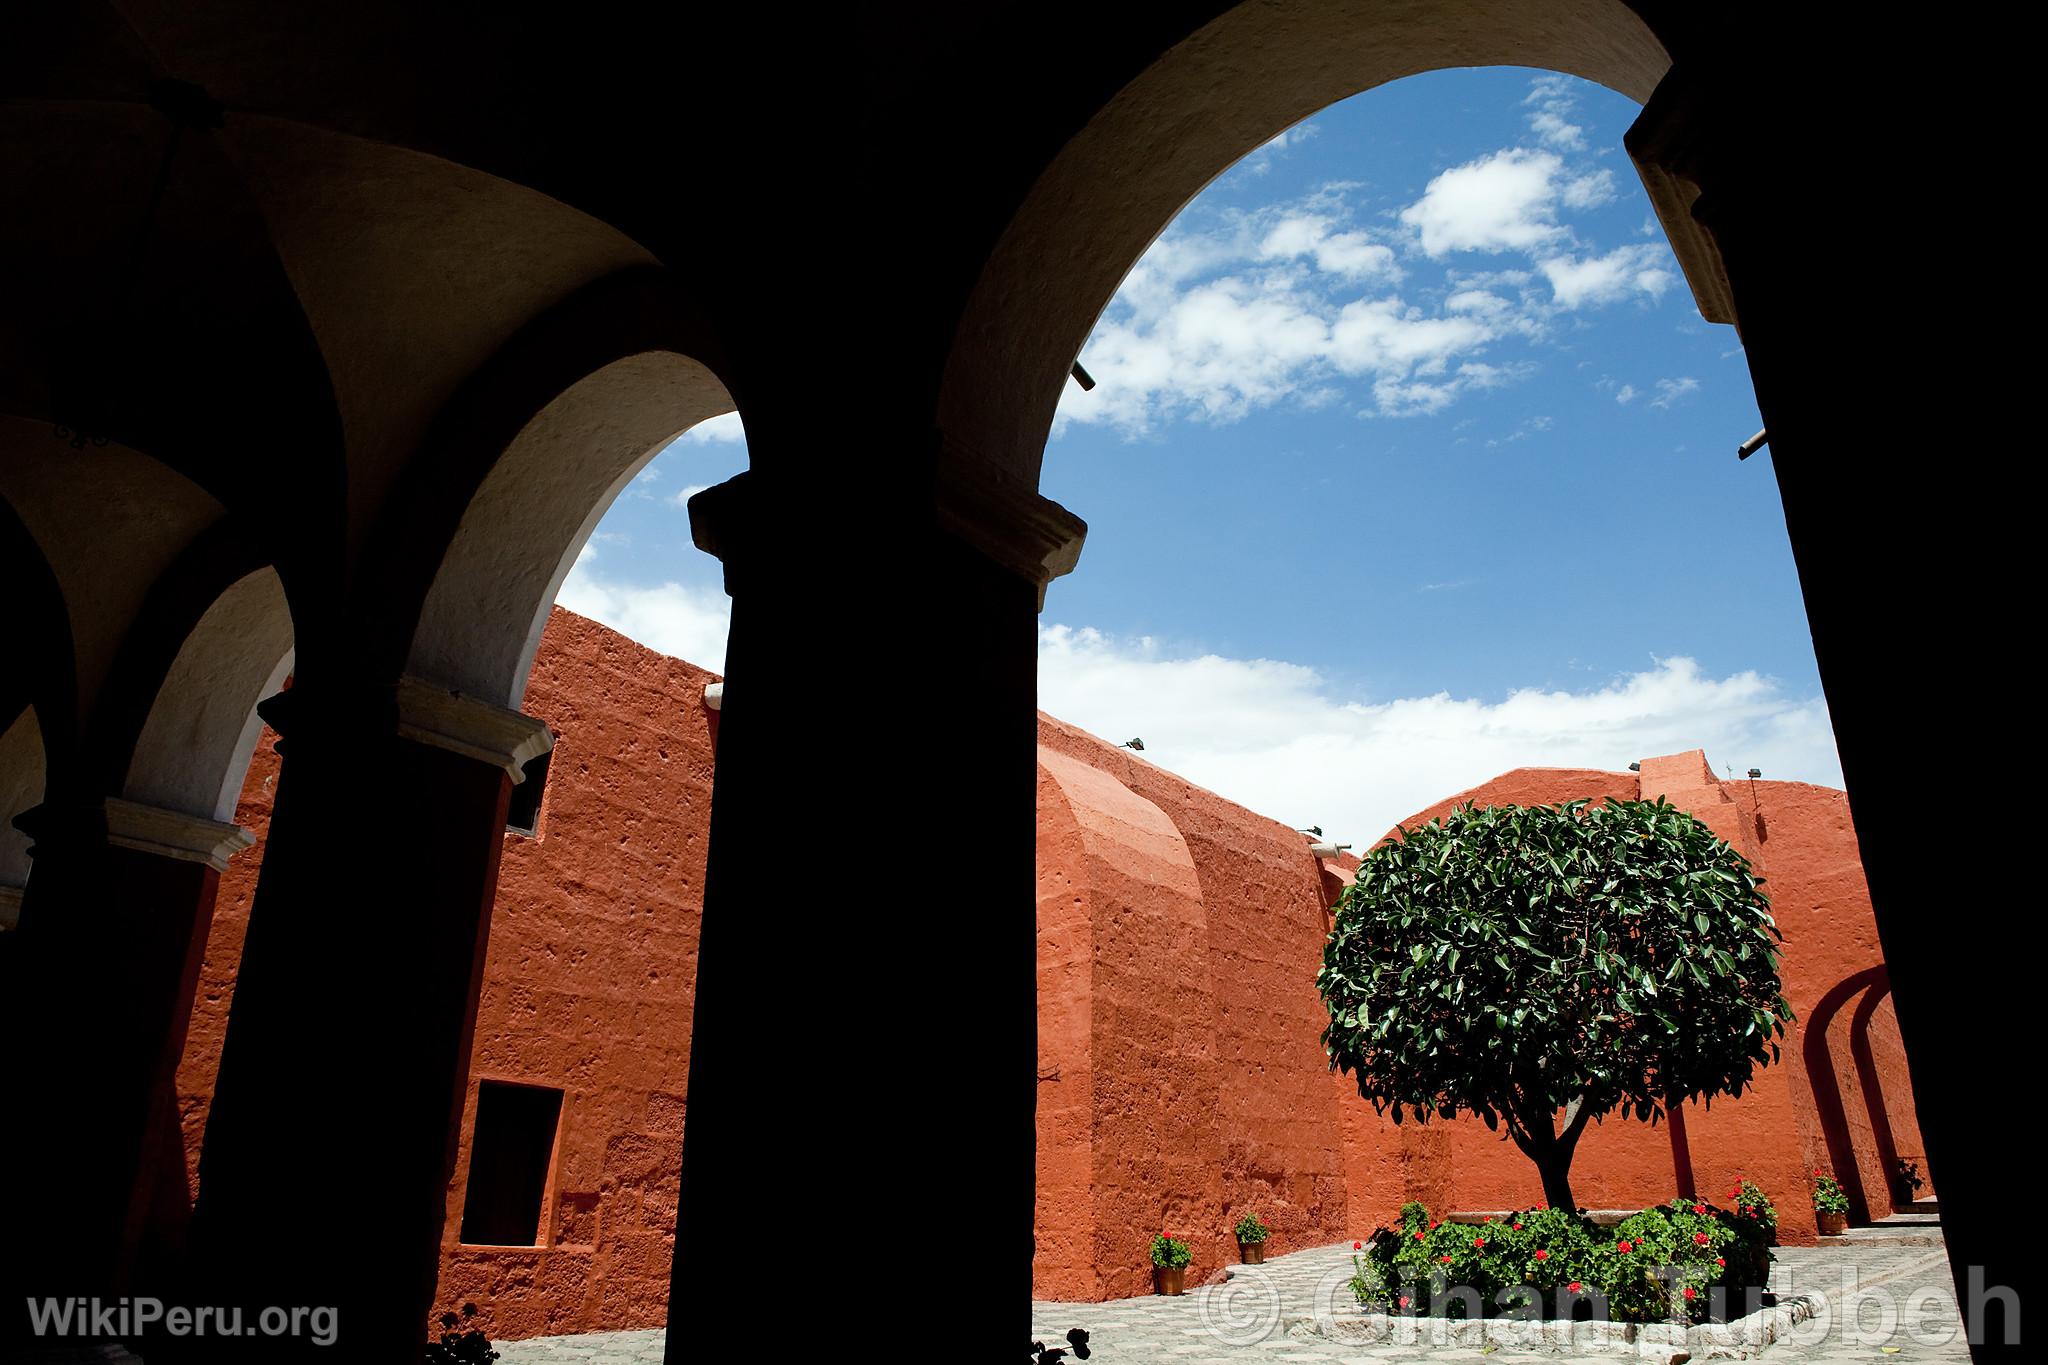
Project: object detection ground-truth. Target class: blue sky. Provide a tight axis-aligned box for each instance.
[561,68,1839,846]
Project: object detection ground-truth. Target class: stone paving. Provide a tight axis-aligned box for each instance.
[495,1238,1979,1363]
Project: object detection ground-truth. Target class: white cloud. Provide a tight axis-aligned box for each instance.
[1400,149,1567,257]
[1615,384,1638,404]
[1523,73,1597,152]
[1651,376,1701,408]
[1258,213,1400,281]
[1538,244,1674,309]
[669,483,711,509]
[1055,74,1686,436]
[555,545,731,673]
[1236,121,1320,176]
[1037,625,1841,847]
[1524,75,1589,151]
[678,412,745,444]
[1562,169,1617,210]
[1485,413,1554,448]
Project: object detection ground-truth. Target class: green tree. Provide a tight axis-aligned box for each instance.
[1317,798,1791,1212]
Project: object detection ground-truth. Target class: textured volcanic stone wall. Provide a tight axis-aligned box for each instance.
[173,611,1927,1328]
[176,609,718,1338]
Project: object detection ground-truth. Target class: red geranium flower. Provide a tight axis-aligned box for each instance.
[1473,1237,1485,1248]
[1694,1232,1711,1245]
[1431,1219,1441,1229]
[1716,1257,1726,1268]
[1413,1230,1424,1241]
[1399,1295,1411,1309]
[1568,1281,1583,1293]
[1692,1204,1707,1214]
[1512,1221,1522,1230]
[1353,1240,1363,1250]
[1617,1240,1633,1253]
[1534,1249,1548,1261]
[1684,1287,1697,1301]
[1440,1254,1453,1264]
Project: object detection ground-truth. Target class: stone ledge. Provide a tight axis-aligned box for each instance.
[1286,1293,1821,1362]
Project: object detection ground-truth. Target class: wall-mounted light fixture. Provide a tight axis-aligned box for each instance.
[702,682,723,711]
[1120,737,1143,751]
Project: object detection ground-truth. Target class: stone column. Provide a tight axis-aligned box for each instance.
[662,455,1082,1360]
[1631,55,2013,1346]
[188,678,549,1363]
[0,796,250,1335]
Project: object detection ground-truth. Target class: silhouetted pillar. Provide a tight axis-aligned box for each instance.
[1632,57,2014,1358]
[188,678,548,1364]
[664,458,1081,1361]
[0,796,249,1349]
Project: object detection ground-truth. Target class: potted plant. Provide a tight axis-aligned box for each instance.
[1233,1210,1271,1264]
[1812,1168,1850,1235]
[1150,1233,1191,1295]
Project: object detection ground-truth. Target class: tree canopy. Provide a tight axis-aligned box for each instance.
[1316,797,1791,1211]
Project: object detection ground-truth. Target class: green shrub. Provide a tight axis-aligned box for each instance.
[1150,1233,1192,1269]
[1233,1210,1270,1244]
[1811,1170,1850,1214]
[1347,1193,1776,1323]
[1728,1176,1779,1241]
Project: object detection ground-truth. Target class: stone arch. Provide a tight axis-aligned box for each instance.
[0,99,349,581]
[1802,964,1888,1223]
[120,567,294,825]
[328,266,734,709]
[403,351,734,709]
[0,423,225,805]
[936,0,1675,481]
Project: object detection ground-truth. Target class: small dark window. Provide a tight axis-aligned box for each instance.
[505,741,553,837]
[459,1081,562,1246]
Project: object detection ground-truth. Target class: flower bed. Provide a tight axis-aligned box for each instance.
[1347,1188,1778,1325]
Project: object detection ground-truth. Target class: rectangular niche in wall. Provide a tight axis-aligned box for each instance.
[459,1080,564,1246]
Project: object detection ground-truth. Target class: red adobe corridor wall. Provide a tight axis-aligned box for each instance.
[172,608,1931,1332]
[176,609,719,1338]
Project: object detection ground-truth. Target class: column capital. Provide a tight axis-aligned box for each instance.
[105,797,254,873]
[256,678,552,782]
[688,448,1086,609]
[1626,63,1742,329]
[394,676,554,782]
[13,798,254,873]
[934,441,1086,610]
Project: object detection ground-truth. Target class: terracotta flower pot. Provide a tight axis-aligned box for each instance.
[1817,1210,1848,1235]
[1153,1265,1187,1295]
[1238,1241,1266,1265]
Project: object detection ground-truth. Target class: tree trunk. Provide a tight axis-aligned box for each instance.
[1510,1092,1593,1212]
[1534,1148,1577,1213]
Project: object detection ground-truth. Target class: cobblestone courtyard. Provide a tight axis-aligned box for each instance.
[496,1236,1978,1363]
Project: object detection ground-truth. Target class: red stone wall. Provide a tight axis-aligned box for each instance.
[175,609,718,1339]
[1036,744,1225,1299]
[173,612,1928,1329]
[1036,719,1351,1292]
